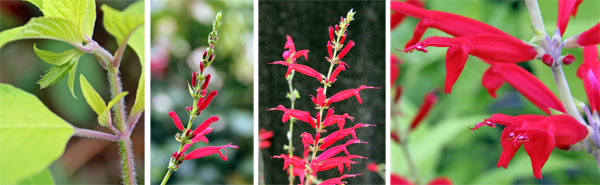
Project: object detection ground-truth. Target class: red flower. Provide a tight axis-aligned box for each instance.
[283,35,309,63]
[337,40,355,60]
[391,174,453,185]
[270,61,325,82]
[322,108,354,130]
[168,111,184,130]
[260,128,274,149]
[471,113,589,179]
[327,85,380,106]
[319,174,362,185]
[409,91,437,131]
[557,0,583,36]
[482,63,565,115]
[577,23,600,47]
[577,45,600,111]
[310,87,328,107]
[391,54,401,86]
[268,105,317,128]
[311,155,366,176]
[390,0,424,29]
[404,35,541,94]
[319,123,373,149]
[391,1,508,49]
[196,90,218,111]
[183,143,238,161]
[327,61,349,83]
[313,140,365,164]
[366,162,378,172]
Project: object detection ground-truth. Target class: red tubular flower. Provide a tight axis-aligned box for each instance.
[394,86,403,104]
[577,46,600,111]
[269,61,325,82]
[311,155,366,175]
[283,35,309,63]
[367,162,378,172]
[192,72,198,87]
[272,154,307,171]
[327,61,348,83]
[197,91,218,111]
[577,23,600,47]
[184,143,238,161]
[310,87,327,107]
[260,128,274,149]
[482,63,565,115]
[327,41,333,59]
[391,174,413,185]
[319,174,362,185]
[327,85,381,106]
[340,33,347,45]
[409,91,437,131]
[314,140,365,163]
[321,112,354,130]
[391,54,401,86]
[268,105,317,128]
[191,127,212,144]
[391,131,400,143]
[337,40,355,59]
[391,1,509,49]
[192,116,219,135]
[319,123,373,149]
[168,111,184,131]
[427,178,453,185]
[404,35,540,94]
[202,74,211,90]
[471,114,589,179]
[329,26,335,42]
[557,0,583,36]
[390,0,424,29]
[300,132,315,150]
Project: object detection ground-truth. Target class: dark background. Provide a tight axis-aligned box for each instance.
[259,0,386,184]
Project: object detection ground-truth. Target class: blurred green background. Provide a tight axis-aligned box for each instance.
[0,0,144,184]
[150,0,253,184]
[392,0,599,184]
[259,0,386,184]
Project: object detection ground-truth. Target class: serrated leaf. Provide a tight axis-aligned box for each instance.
[33,44,83,66]
[37,55,81,89]
[101,2,143,45]
[0,17,83,48]
[98,91,128,127]
[66,59,80,98]
[17,168,55,185]
[0,84,73,184]
[79,74,106,116]
[41,0,96,37]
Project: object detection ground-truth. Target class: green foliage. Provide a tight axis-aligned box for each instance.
[0,17,83,47]
[79,74,107,126]
[99,91,129,128]
[17,169,55,185]
[0,84,73,184]
[101,1,145,118]
[33,44,84,97]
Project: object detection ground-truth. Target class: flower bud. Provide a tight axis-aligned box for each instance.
[542,54,553,66]
[192,72,198,87]
[199,62,205,74]
[202,51,208,60]
[340,33,347,45]
[208,54,214,62]
[327,41,333,59]
[202,74,211,90]
[329,26,334,42]
[335,24,339,32]
[561,54,575,65]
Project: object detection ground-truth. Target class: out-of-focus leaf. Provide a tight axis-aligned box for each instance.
[17,168,55,185]
[0,84,73,184]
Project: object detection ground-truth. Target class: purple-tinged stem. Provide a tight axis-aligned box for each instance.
[73,127,120,142]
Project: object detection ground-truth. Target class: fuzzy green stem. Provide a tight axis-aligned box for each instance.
[525,0,549,49]
[550,66,586,123]
[161,169,173,185]
[287,70,296,185]
[73,127,120,142]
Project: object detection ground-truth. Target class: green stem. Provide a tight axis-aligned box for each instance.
[287,70,296,185]
[550,66,586,124]
[161,169,174,185]
[524,0,549,49]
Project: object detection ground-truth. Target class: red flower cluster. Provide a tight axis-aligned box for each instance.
[269,9,379,185]
[393,0,597,180]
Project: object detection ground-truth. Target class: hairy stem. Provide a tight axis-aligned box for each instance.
[73,127,120,142]
[287,70,296,185]
[550,66,587,124]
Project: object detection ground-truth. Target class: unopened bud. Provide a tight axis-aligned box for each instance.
[340,33,347,45]
[192,72,198,87]
[202,51,208,60]
[208,54,214,62]
[202,74,211,90]
[560,54,576,65]
[329,26,334,42]
[335,24,339,32]
[542,54,553,66]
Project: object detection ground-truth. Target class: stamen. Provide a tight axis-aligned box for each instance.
[507,132,516,140]
[516,135,530,142]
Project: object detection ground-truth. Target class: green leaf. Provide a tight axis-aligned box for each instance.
[41,0,96,37]
[79,74,106,116]
[0,84,73,184]
[0,17,83,48]
[33,44,82,66]
[37,56,80,90]
[17,168,55,185]
[101,2,144,45]
[293,89,300,98]
[98,91,128,127]
[128,27,145,117]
